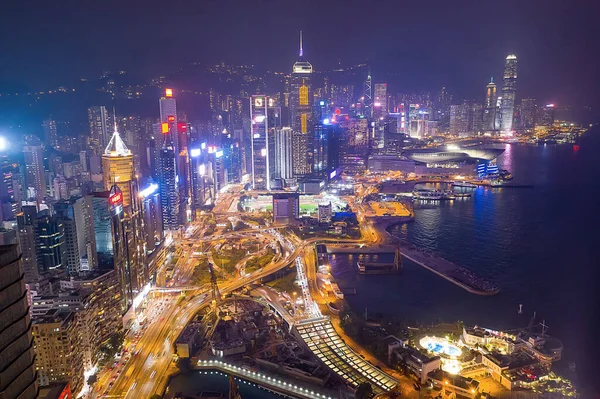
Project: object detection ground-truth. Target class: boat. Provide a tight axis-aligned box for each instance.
[413,189,442,200]
[499,170,513,180]
[453,193,472,198]
[451,181,478,189]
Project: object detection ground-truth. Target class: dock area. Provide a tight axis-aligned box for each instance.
[396,241,499,295]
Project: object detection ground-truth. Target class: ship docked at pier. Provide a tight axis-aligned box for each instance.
[412,188,472,201]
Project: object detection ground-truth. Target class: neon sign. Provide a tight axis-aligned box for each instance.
[110,192,123,205]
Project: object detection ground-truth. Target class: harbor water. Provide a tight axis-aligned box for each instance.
[329,130,600,395]
[166,370,287,399]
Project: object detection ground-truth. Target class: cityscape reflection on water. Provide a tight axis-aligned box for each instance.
[330,131,600,394]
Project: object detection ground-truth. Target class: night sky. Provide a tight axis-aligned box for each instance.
[1,0,600,105]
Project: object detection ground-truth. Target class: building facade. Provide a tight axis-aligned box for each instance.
[0,244,39,399]
[484,78,499,132]
[87,106,111,156]
[501,55,518,133]
[32,311,84,395]
[23,146,46,203]
[102,129,134,208]
[274,127,294,181]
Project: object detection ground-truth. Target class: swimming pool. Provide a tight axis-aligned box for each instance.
[419,336,462,357]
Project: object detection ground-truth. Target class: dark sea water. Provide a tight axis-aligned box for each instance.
[329,131,600,395]
[166,370,286,398]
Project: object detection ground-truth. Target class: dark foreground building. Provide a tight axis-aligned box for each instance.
[0,243,39,398]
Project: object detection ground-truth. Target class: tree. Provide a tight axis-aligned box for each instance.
[355,382,374,399]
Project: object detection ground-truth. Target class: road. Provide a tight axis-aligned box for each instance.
[96,188,390,398]
[98,228,302,398]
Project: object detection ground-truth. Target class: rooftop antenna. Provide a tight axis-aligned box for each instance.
[299,30,303,57]
[112,106,118,133]
[540,320,548,336]
[490,76,494,83]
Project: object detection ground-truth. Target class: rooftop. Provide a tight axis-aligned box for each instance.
[176,322,202,344]
[503,363,550,383]
[485,350,537,370]
[104,129,131,156]
[428,369,480,391]
[33,309,75,325]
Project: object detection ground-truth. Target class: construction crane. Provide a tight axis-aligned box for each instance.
[208,261,221,309]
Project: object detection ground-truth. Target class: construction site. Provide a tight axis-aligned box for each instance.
[170,261,343,398]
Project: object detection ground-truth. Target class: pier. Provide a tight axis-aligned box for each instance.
[357,247,402,274]
[382,179,533,191]
[325,245,396,254]
[397,241,499,295]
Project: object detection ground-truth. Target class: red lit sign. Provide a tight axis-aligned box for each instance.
[110,192,123,205]
[165,88,173,98]
[335,109,341,115]
[178,122,187,131]
[57,382,72,399]
[167,115,175,122]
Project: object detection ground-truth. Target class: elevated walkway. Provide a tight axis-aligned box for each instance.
[196,359,336,399]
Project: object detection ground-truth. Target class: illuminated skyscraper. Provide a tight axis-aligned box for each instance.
[520,98,537,129]
[450,104,470,136]
[472,103,484,135]
[250,96,280,190]
[537,104,555,128]
[373,83,388,119]
[42,119,58,149]
[54,197,91,276]
[158,89,188,224]
[274,127,294,181]
[23,145,46,203]
[88,106,111,155]
[292,131,310,177]
[102,127,134,208]
[361,70,373,118]
[330,84,354,109]
[289,31,313,176]
[34,212,66,273]
[408,104,429,138]
[157,147,179,229]
[484,78,498,132]
[159,88,178,151]
[501,54,518,132]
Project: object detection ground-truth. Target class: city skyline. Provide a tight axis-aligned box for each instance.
[1,1,599,108]
[0,3,597,399]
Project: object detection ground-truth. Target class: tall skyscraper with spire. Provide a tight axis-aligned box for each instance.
[362,69,373,118]
[289,31,313,177]
[102,123,134,208]
[484,77,498,132]
[501,54,518,133]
